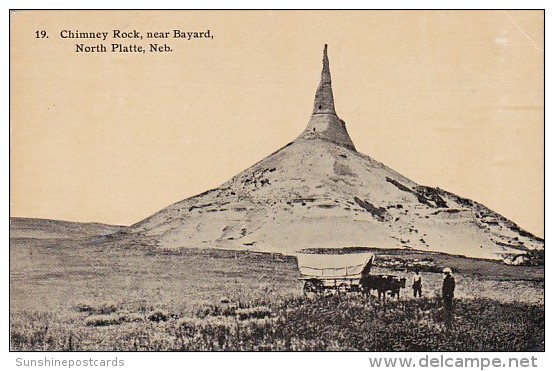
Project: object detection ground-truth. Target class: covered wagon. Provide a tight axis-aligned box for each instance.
[296,252,374,294]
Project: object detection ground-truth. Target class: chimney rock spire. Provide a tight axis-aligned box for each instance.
[313,44,336,115]
[298,45,356,151]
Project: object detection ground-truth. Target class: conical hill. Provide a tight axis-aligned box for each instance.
[130,45,543,261]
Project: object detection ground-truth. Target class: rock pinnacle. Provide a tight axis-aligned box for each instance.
[313,44,336,114]
[300,44,356,151]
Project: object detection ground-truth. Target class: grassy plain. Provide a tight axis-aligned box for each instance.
[10,219,544,351]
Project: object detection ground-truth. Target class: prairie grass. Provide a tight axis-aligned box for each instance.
[85,314,120,327]
[10,296,544,351]
[75,302,118,315]
[10,237,544,351]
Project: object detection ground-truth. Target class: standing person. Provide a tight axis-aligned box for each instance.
[442,268,455,311]
[412,269,422,298]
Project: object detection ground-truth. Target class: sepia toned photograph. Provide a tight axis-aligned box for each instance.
[9,10,544,352]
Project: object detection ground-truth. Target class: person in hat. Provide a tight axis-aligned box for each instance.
[442,267,455,311]
[412,269,422,298]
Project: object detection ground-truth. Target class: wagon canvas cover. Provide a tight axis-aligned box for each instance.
[297,253,374,279]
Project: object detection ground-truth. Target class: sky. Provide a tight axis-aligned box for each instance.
[10,10,544,237]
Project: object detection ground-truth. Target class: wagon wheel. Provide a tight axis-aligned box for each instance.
[304,279,323,296]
